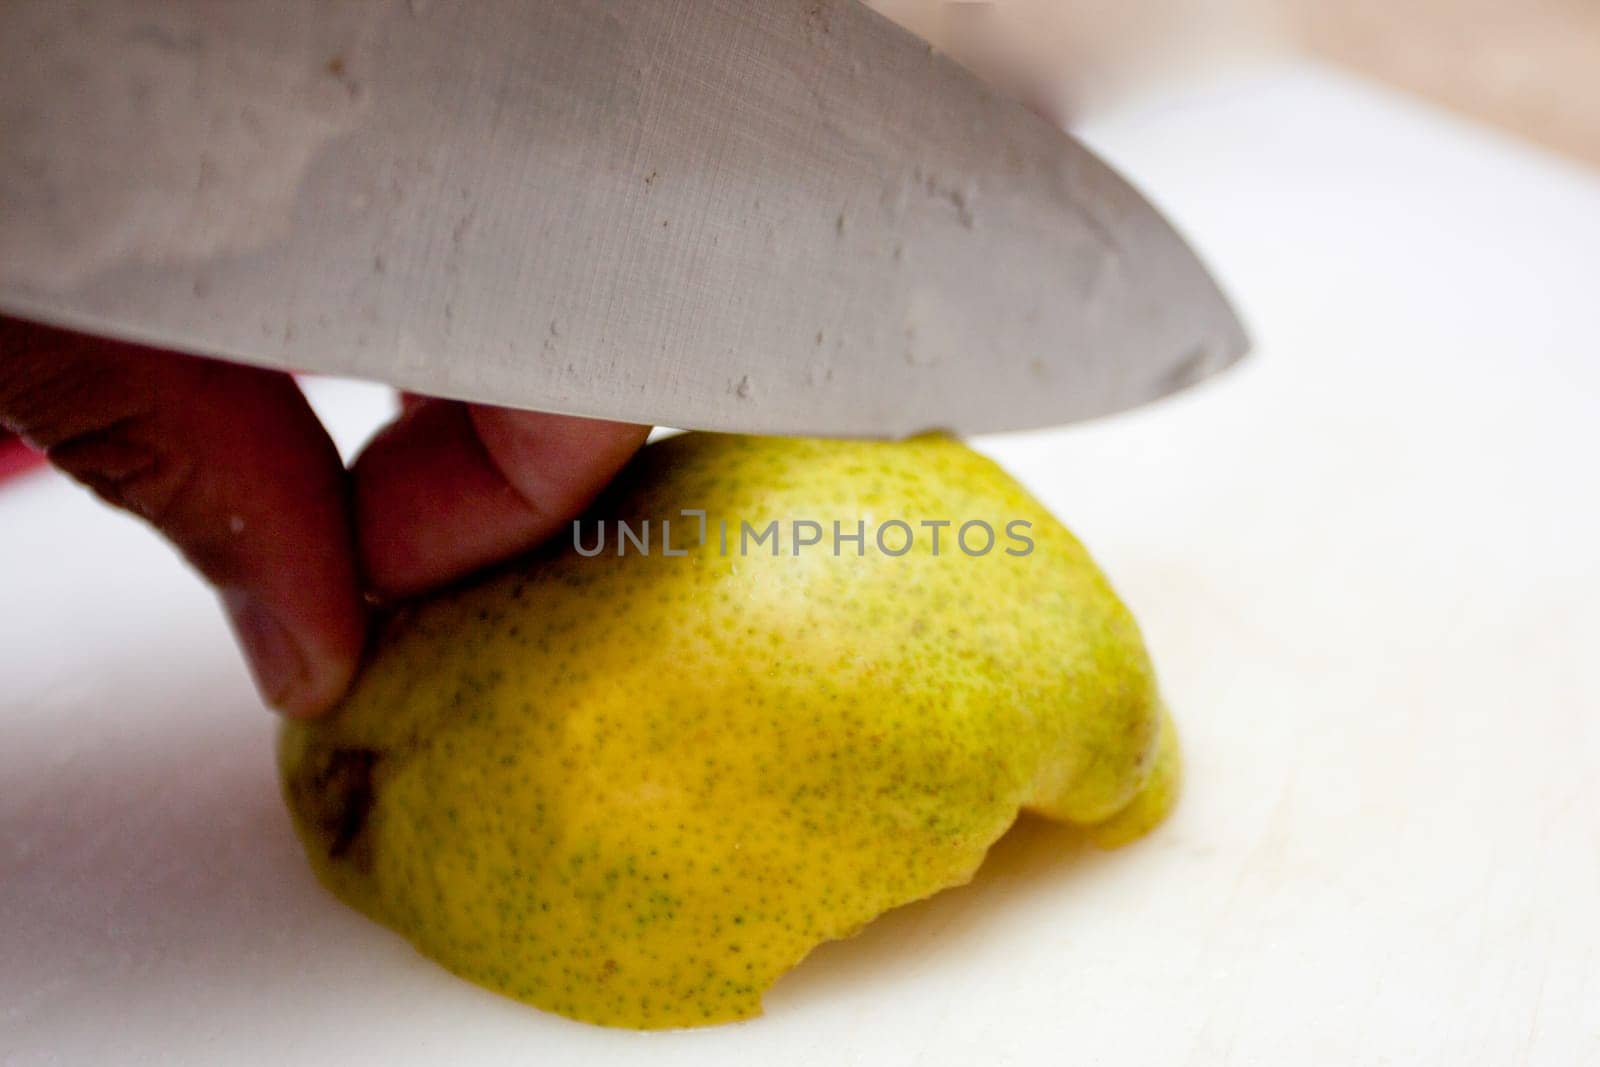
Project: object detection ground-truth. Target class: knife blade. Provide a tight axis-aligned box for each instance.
[0,0,1247,438]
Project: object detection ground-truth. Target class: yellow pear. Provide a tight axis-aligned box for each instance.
[279,432,1179,1028]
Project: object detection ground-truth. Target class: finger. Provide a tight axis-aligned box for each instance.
[0,318,365,716]
[353,399,648,598]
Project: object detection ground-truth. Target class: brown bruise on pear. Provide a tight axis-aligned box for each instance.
[279,433,1181,1029]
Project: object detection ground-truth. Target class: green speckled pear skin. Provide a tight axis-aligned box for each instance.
[279,433,1178,1029]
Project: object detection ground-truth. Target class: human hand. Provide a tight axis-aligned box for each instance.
[0,316,649,716]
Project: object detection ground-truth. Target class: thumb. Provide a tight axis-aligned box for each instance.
[0,318,365,716]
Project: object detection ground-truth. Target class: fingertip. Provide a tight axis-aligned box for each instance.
[222,588,359,718]
[352,399,532,598]
[353,401,648,598]
[468,404,651,522]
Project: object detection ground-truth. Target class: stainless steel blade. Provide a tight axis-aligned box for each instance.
[0,0,1247,437]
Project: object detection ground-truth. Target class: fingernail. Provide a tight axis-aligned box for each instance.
[221,589,308,715]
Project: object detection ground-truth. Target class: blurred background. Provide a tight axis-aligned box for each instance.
[867,0,1600,167]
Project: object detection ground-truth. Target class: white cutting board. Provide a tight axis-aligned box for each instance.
[3,65,1598,1065]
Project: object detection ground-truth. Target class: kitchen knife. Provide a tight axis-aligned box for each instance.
[0,0,1247,437]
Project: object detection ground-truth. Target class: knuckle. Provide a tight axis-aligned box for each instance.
[48,417,201,532]
[0,319,151,448]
